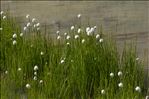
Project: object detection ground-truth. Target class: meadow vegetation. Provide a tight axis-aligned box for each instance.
[0,11,148,99]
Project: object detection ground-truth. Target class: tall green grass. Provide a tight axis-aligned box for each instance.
[0,12,147,99]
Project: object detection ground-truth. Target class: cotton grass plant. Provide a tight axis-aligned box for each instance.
[0,11,148,99]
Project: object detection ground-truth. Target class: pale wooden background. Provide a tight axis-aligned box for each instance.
[1,1,149,68]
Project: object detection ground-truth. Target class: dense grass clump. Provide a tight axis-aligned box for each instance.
[0,11,148,99]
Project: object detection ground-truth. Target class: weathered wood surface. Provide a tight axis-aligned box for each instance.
[1,1,149,67]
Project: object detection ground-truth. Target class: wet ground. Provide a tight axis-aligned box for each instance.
[1,1,149,67]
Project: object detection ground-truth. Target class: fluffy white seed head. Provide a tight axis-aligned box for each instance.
[71,60,74,62]
[86,27,94,36]
[64,32,67,36]
[5,70,8,74]
[99,38,103,43]
[33,24,36,28]
[77,28,81,33]
[57,35,61,40]
[56,31,60,34]
[30,44,33,48]
[96,34,100,39]
[20,33,24,37]
[12,33,17,39]
[37,27,40,31]
[118,71,123,76]
[0,28,3,31]
[32,18,36,22]
[66,35,71,40]
[86,30,92,36]
[145,96,149,99]
[90,27,95,33]
[0,11,4,15]
[24,26,27,30]
[60,60,65,64]
[40,51,44,55]
[77,14,81,18]
[135,86,141,92]
[26,14,30,19]
[36,23,40,27]
[3,16,6,19]
[66,42,70,45]
[18,68,22,71]
[136,57,139,61]
[34,72,37,75]
[101,89,105,95]
[118,82,123,88]
[71,26,75,30]
[94,26,97,29]
[26,22,31,27]
[34,65,38,71]
[110,72,114,77]
[86,27,90,33]
[39,80,43,84]
[81,39,85,44]
[33,76,37,80]
[13,40,17,45]
[74,35,79,39]
[26,84,31,89]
